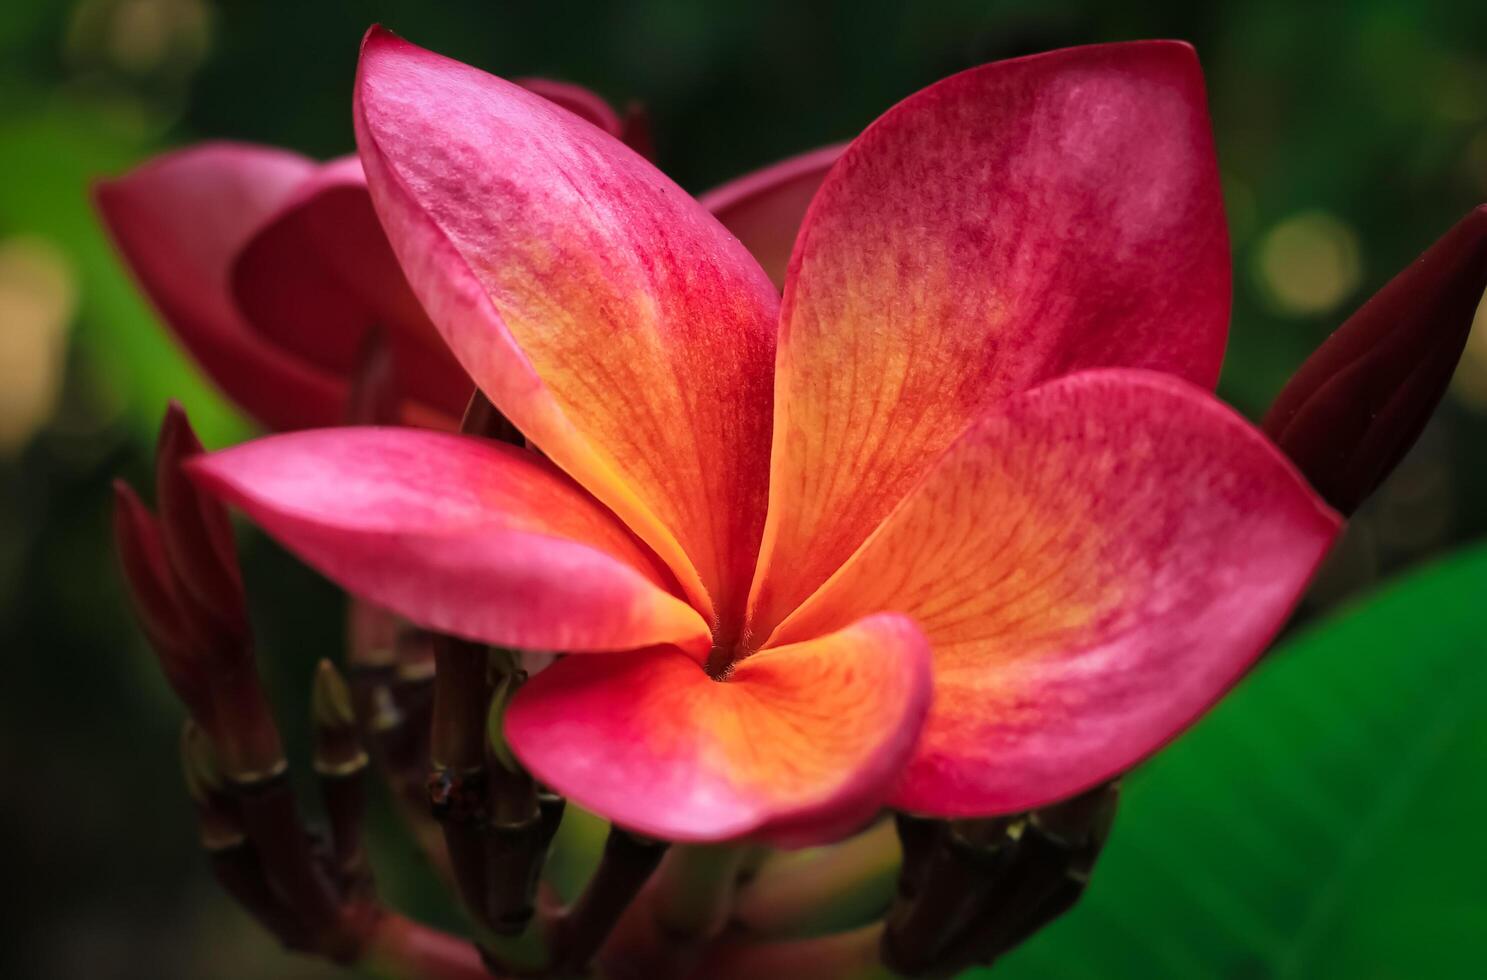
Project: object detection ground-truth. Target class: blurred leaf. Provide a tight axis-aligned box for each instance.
[545,803,611,904]
[0,99,249,447]
[989,542,1487,979]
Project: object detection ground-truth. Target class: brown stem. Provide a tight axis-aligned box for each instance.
[551,828,669,976]
[891,812,940,900]
[233,773,350,958]
[942,784,1120,970]
[208,843,313,951]
[482,668,546,937]
[362,680,452,877]
[484,810,543,936]
[319,768,369,889]
[314,660,371,887]
[430,635,494,926]
[928,831,1073,972]
[880,818,1018,976]
[431,636,490,772]
[208,657,284,781]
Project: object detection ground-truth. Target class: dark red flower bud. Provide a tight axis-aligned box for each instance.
[155,401,251,661]
[1265,206,1487,515]
[112,479,215,727]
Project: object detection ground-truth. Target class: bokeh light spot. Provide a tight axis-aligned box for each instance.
[0,237,78,453]
[1448,286,1487,413]
[1255,210,1363,317]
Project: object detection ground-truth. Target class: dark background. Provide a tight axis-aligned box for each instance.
[2,1,1484,977]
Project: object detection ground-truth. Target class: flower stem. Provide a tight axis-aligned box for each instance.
[364,679,453,880]
[880,817,1019,975]
[483,667,546,936]
[652,843,748,942]
[233,771,349,955]
[733,818,900,938]
[313,659,371,886]
[594,842,747,978]
[550,827,668,975]
[429,635,494,927]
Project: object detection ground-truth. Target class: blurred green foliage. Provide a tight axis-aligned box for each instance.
[0,1,1483,977]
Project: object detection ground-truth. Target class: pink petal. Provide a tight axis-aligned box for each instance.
[699,144,845,290]
[748,41,1232,641]
[230,156,471,424]
[95,143,344,431]
[505,614,931,845]
[768,370,1339,816]
[354,28,780,638]
[188,427,710,655]
[514,77,623,138]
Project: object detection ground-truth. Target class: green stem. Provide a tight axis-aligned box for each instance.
[652,843,748,942]
[733,819,900,938]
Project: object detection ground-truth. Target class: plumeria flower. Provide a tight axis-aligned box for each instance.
[95,78,839,431]
[187,29,1341,847]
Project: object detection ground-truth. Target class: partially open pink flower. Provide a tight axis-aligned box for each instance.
[190,30,1340,845]
[96,82,836,432]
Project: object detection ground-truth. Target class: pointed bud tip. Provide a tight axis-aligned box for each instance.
[111,477,139,505]
[111,479,152,543]
[312,659,357,730]
[156,400,205,461]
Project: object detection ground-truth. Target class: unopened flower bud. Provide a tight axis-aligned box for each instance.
[1265,206,1487,514]
[113,480,214,727]
[155,402,251,660]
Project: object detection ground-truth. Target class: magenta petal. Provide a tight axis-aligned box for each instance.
[95,143,344,431]
[506,613,931,845]
[353,28,779,637]
[188,427,711,655]
[699,144,845,290]
[769,370,1340,816]
[230,156,470,425]
[748,41,1232,641]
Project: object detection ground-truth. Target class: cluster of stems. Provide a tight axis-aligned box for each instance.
[115,402,488,979]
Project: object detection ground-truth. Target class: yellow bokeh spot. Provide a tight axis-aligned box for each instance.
[1255,210,1363,317]
[0,237,78,453]
[66,0,212,77]
[1448,286,1487,413]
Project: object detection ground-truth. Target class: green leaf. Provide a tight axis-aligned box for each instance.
[987,543,1487,980]
[0,99,250,447]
